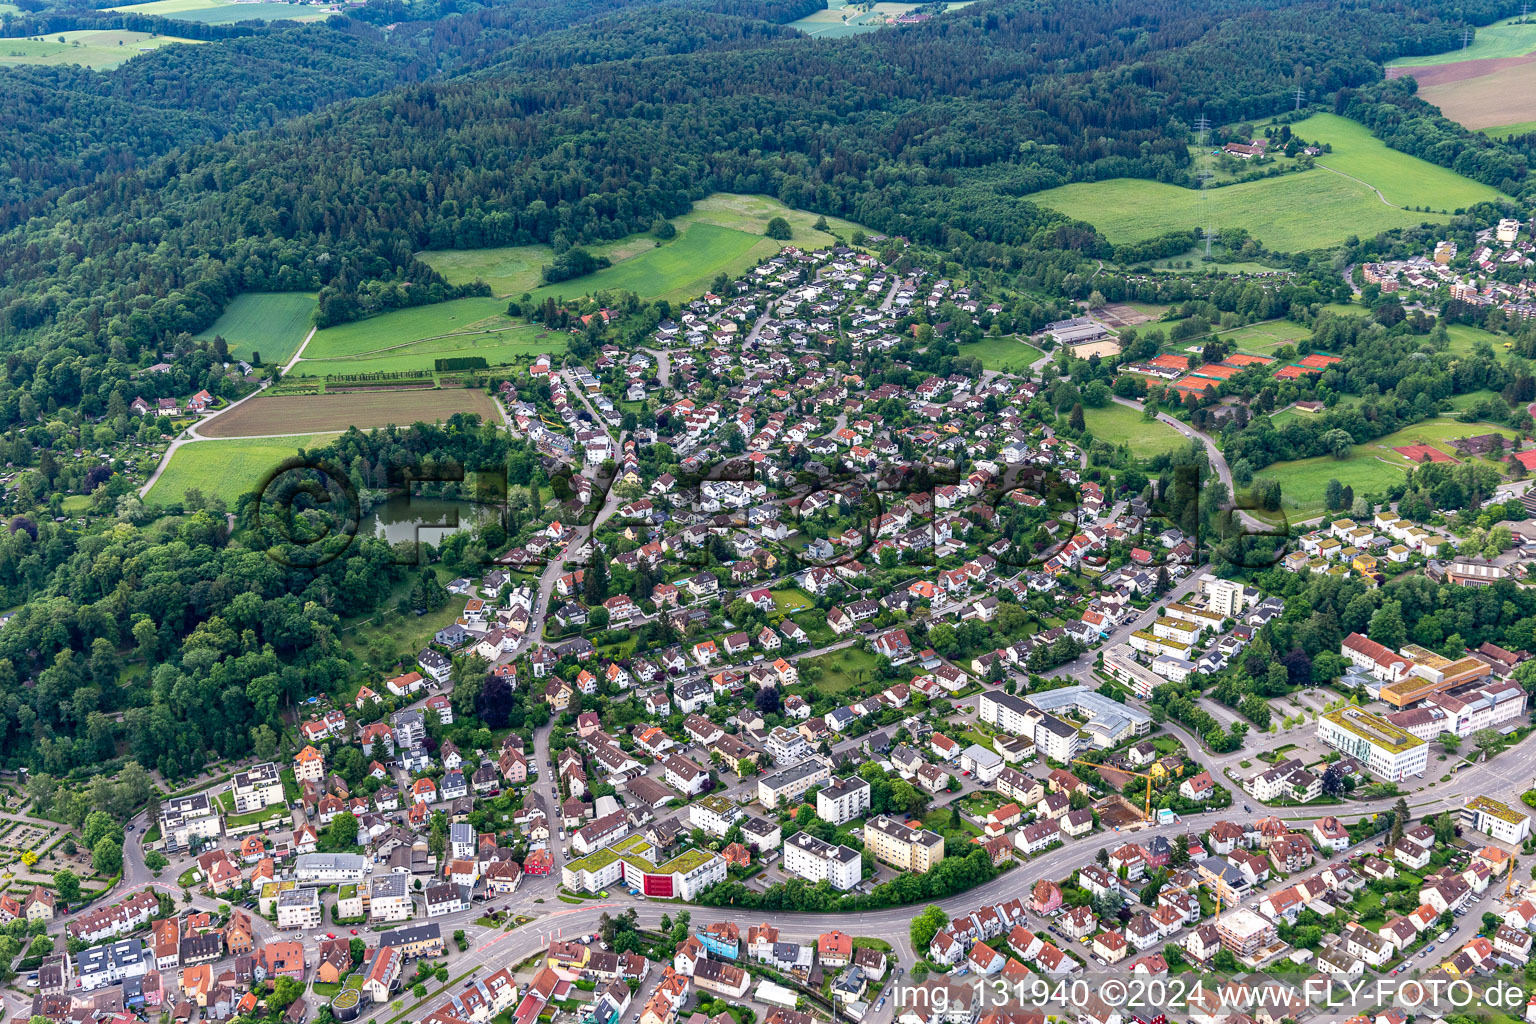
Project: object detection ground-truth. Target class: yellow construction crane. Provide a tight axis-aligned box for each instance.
[1073,758,1159,822]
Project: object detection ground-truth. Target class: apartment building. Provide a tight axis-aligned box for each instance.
[862,815,945,873]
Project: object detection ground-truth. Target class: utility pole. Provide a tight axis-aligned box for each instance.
[1294,85,1305,111]
[1463,25,1473,48]
[1194,115,1215,259]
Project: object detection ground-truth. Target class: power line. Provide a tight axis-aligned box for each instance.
[1194,115,1214,259]
[1294,85,1305,111]
[1463,25,1473,48]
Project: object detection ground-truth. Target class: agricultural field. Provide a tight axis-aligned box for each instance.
[105,0,331,21]
[293,325,556,378]
[1029,171,1444,254]
[1217,319,1312,354]
[145,434,340,506]
[1076,403,1191,458]
[1414,62,1536,132]
[787,0,922,37]
[1387,16,1536,67]
[419,193,870,305]
[196,390,501,438]
[958,336,1047,374]
[1289,113,1507,209]
[194,292,314,366]
[0,29,201,68]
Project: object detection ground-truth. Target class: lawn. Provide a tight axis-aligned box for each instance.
[1443,323,1516,358]
[196,391,501,438]
[796,646,885,695]
[145,434,340,506]
[1250,450,1409,520]
[1368,419,1520,464]
[420,193,871,305]
[958,336,1047,374]
[1248,416,1519,519]
[195,292,315,366]
[769,587,815,614]
[1028,171,1445,254]
[1217,318,1312,353]
[0,29,203,68]
[105,0,330,21]
[1075,404,1190,458]
[1289,113,1508,209]
[1387,16,1536,66]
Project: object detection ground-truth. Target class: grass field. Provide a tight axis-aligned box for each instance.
[1442,323,1516,358]
[195,292,314,366]
[146,434,340,505]
[1217,318,1312,353]
[1252,416,1519,517]
[304,297,514,360]
[1483,119,1536,139]
[0,29,202,68]
[1029,171,1445,254]
[420,193,869,305]
[1388,16,1536,67]
[294,324,556,378]
[959,336,1047,373]
[106,0,330,21]
[1289,113,1507,209]
[1076,403,1190,458]
[197,390,501,437]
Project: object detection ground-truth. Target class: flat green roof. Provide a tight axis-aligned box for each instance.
[1322,707,1424,752]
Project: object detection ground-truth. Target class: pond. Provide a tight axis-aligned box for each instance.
[360,495,500,546]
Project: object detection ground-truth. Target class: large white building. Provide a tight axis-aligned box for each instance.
[228,762,285,814]
[758,758,831,809]
[276,887,323,930]
[1316,707,1428,782]
[816,776,872,826]
[1200,575,1249,618]
[295,853,369,883]
[783,832,861,891]
[979,686,1148,753]
[1463,796,1532,844]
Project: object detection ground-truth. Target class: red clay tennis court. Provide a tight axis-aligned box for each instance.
[1392,443,1454,463]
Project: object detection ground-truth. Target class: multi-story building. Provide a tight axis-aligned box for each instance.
[1463,796,1533,844]
[1316,708,1427,782]
[160,793,223,851]
[1200,575,1248,618]
[862,815,944,873]
[816,777,871,826]
[379,922,445,960]
[783,832,861,891]
[76,939,148,991]
[276,888,322,930]
[758,759,830,809]
[371,874,413,922]
[295,853,369,883]
[1214,908,1277,959]
[229,762,285,814]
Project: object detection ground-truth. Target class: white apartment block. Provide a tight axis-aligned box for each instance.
[1317,708,1428,782]
[816,776,872,826]
[783,832,861,890]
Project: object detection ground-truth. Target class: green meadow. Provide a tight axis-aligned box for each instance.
[1387,16,1536,66]
[195,292,315,366]
[0,29,202,68]
[1289,113,1508,209]
[146,434,340,506]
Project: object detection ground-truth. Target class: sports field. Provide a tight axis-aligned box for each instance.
[196,390,501,437]
[1289,113,1507,209]
[145,434,339,505]
[106,0,330,22]
[419,193,869,304]
[1217,319,1311,353]
[195,292,314,366]
[1369,419,1519,463]
[1388,16,1536,67]
[0,29,202,68]
[1029,171,1444,254]
[958,336,1046,374]
[1077,404,1190,458]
